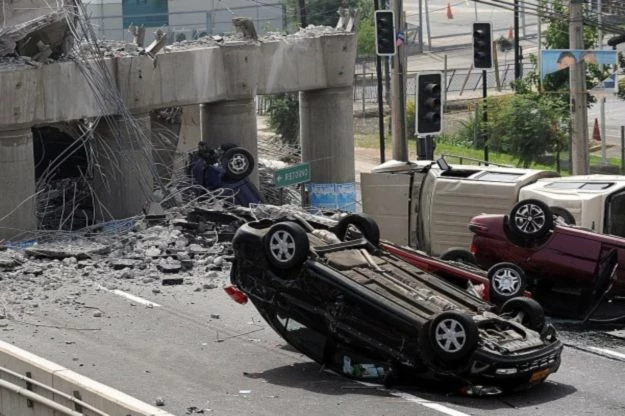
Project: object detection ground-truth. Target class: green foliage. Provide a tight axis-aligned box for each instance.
[406,99,416,138]
[267,94,300,145]
[357,18,375,56]
[496,36,513,53]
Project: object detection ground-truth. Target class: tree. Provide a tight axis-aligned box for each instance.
[267,94,300,145]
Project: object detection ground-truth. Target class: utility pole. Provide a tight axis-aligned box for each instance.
[391,0,408,161]
[374,0,386,163]
[570,0,589,175]
[514,0,521,80]
[297,0,307,28]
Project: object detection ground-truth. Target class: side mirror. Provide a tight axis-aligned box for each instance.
[436,157,451,172]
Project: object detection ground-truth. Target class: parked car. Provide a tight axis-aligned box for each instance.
[381,242,531,305]
[470,199,625,320]
[226,213,563,393]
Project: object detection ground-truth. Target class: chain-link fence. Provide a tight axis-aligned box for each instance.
[85,1,286,42]
[353,62,536,104]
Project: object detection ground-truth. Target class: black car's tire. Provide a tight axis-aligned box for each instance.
[508,199,554,242]
[333,213,380,247]
[550,207,576,226]
[221,147,254,181]
[428,311,479,361]
[439,247,477,265]
[487,262,527,304]
[500,297,545,332]
[263,222,309,269]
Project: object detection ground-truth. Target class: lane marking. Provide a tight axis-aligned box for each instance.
[99,286,161,308]
[587,346,625,361]
[390,391,471,416]
[356,381,471,416]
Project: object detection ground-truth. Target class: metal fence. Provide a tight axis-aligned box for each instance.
[353,62,536,103]
[87,3,286,42]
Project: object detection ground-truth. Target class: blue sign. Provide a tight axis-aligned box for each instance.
[540,49,617,79]
[309,183,357,213]
[123,0,169,29]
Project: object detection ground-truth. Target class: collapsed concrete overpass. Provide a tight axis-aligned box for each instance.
[0,21,357,240]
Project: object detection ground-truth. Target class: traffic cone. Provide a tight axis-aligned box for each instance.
[592,118,601,141]
[447,2,454,19]
[508,27,514,40]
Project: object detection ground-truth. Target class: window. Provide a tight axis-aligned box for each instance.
[545,182,614,190]
[281,315,327,361]
[475,172,524,182]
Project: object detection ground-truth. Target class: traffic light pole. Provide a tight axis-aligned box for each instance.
[374,0,386,163]
[391,0,408,162]
[482,69,489,163]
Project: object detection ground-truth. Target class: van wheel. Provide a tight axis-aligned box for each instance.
[550,207,575,226]
[439,247,477,265]
[221,147,254,181]
[428,311,478,361]
[500,297,545,332]
[508,199,554,242]
[263,222,309,269]
[487,263,526,304]
[333,213,380,247]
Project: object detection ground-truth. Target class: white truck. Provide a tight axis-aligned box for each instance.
[361,159,625,256]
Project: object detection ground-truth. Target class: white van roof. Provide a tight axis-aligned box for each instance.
[522,174,625,197]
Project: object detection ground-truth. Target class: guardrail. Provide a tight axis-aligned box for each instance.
[0,340,174,416]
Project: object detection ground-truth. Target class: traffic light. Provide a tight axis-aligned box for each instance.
[473,22,493,69]
[416,72,443,135]
[374,10,396,56]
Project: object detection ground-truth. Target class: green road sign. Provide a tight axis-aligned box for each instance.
[274,162,311,188]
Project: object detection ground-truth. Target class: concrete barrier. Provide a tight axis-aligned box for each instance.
[0,340,174,416]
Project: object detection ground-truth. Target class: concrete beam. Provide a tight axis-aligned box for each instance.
[0,33,356,130]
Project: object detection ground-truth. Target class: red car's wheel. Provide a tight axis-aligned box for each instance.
[487,263,527,304]
[333,213,380,247]
[263,222,309,269]
[508,199,554,242]
[439,247,477,265]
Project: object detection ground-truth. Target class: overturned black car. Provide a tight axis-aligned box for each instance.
[227,213,563,393]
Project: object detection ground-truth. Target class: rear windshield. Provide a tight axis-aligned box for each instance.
[544,182,614,190]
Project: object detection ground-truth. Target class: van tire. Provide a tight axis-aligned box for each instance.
[550,207,575,226]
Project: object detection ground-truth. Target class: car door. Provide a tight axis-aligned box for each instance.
[525,229,602,284]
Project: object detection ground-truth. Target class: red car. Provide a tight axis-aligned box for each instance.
[382,242,532,305]
[469,199,623,320]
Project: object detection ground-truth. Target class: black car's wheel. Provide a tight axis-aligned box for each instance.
[439,247,477,265]
[500,297,545,332]
[428,311,479,361]
[333,213,380,247]
[221,147,254,181]
[550,207,576,226]
[263,222,309,269]
[508,199,554,241]
[487,262,527,304]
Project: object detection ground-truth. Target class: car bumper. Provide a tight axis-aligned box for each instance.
[467,340,563,390]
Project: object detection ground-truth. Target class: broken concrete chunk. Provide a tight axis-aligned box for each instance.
[25,240,109,260]
[162,278,184,286]
[111,259,139,270]
[157,258,182,273]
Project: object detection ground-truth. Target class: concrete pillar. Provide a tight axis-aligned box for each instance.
[200,99,259,186]
[92,113,154,221]
[0,128,37,240]
[300,86,355,183]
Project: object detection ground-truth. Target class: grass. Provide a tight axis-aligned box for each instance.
[354,132,624,174]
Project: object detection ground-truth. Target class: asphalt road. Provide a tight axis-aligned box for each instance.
[3,274,625,416]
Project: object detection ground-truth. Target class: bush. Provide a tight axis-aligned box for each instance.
[267,94,300,145]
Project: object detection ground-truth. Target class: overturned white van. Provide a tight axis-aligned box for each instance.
[361,160,559,256]
[519,175,625,238]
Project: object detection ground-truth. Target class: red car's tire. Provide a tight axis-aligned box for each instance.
[333,213,380,247]
[439,247,477,265]
[263,222,309,269]
[487,262,527,305]
[500,297,545,332]
[428,311,479,361]
[508,199,554,242]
